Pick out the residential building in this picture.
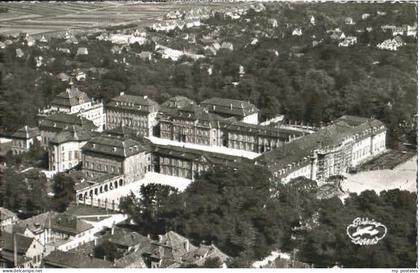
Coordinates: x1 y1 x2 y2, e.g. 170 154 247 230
106 92 159 137
338 36 357 47
0 207 18 228
38 112 96 148
10 126 40 155
292 28 302 36
181 244 229 267
256 116 387 183
101 226 151 254
5 212 58 246
377 38 405 51
200 97 259 124
43 250 112 268
81 128 150 182
40 86 105 131
45 213 95 252
150 231 196 268
48 126 93 172
0 232 44 268
64 203 128 235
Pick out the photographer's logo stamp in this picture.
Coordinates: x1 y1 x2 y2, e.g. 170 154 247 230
346 217 387 245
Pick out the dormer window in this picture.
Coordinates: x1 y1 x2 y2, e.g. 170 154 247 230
113 147 117 152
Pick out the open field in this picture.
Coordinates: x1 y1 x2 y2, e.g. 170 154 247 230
0 1 249 37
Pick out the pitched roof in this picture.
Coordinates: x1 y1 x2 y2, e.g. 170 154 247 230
107 93 159 113
0 207 17 221
65 203 120 217
15 211 58 235
11 126 40 140
256 116 385 172
151 143 253 165
201 97 258 118
82 134 145 158
51 87 90 107
222 120 305 139
165 104 224 128
156 231 197 263
49 126 93 144
182 244 229 267
161 96 196 110
0 232 35 254
107 227 150 248
114 249 147 268
39 112 96 132
50 213 93 236
44 250 113 268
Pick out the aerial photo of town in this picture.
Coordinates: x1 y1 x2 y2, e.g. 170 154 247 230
0 0 417 269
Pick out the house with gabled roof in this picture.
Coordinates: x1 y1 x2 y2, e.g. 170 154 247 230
43 250 112 268
0 207 18 227
10 126 40 155
149 231 196 268
0 232 44 268
181 243 229 268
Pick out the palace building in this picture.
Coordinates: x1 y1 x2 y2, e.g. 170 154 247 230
158 103 224 146
221 120 306 153
81 127 150 183
106 92 159 137
200 97 259 124
256 115 387 183
48 126 94 172
150 143 253 180
39 112 97 148
39 86 105 131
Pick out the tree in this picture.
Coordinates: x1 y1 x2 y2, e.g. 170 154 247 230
0 168 49 217
297 190 417 268
51 173 76 212
93 240 123 261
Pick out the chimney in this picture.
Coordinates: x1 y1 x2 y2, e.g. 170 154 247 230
230 103 233 110
13 226 17 267
111 225 115 235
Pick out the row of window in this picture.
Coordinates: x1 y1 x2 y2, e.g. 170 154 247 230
84 161 121 174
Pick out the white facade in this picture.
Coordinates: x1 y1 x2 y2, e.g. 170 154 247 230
242 112 259 125
351 131 386 167
11 138 35 155
49 140 87 172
